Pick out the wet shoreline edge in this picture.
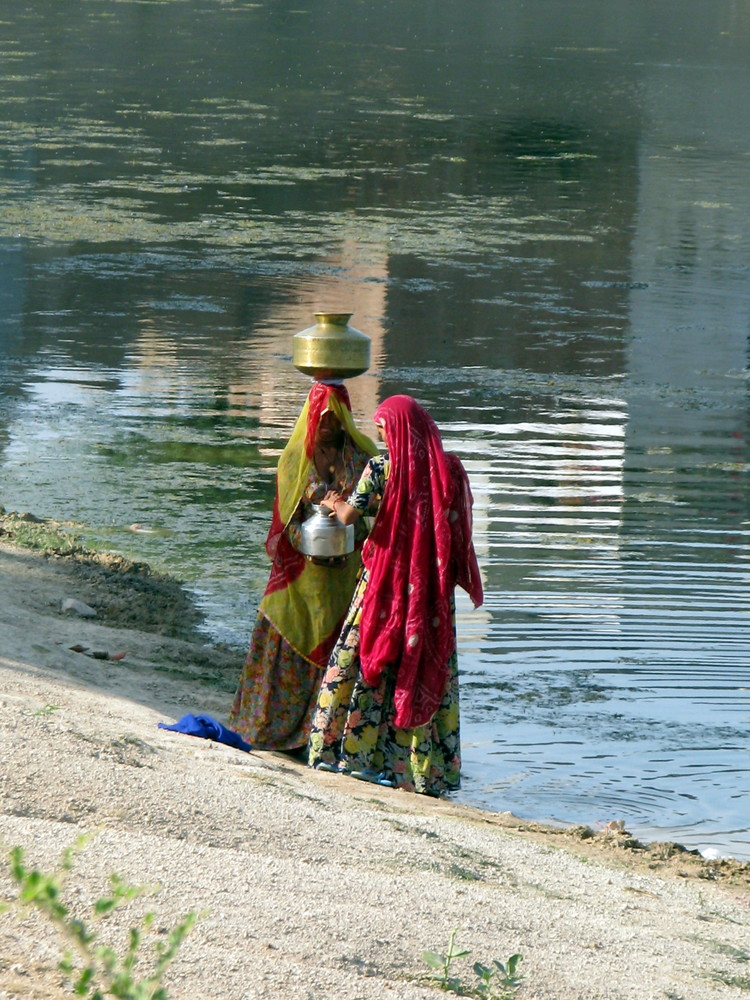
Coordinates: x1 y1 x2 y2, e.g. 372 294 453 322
1 506 748 885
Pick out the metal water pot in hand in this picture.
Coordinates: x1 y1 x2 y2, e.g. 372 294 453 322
299 505 354 559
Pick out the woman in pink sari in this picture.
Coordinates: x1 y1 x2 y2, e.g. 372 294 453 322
308 395 483 794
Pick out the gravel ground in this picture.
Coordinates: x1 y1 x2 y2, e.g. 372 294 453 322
1 522 749 1000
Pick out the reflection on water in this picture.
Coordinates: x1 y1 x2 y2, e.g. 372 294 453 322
457 381 748 857
1 0 749 859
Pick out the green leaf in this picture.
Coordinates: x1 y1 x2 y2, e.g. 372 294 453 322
422 951 445 969
155 911 196 971
9 846 26 880
109 970 138 998
95 945 118 974
94 897 118 916
19 869 45 899
60 834 90 876
73 966 95 995
68 917 95 947
496 953 523 983
507 953 523 974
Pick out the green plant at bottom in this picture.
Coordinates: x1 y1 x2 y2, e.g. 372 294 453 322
423 926 473 992
2 837 197 999
33 703 61 717
473 955 524 999
422 928 524 998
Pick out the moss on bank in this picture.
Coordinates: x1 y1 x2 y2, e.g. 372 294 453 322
0 507 205 642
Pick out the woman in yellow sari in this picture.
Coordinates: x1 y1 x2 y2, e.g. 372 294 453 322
228 381 377 754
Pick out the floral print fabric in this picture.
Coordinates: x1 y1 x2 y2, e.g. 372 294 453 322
346 452 389 513
308 455 462 795
229 613 322 750
308 571 461 794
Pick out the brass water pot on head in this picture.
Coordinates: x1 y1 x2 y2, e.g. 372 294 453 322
292 312 371 379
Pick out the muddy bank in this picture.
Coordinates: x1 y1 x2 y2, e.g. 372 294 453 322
0 508 210 641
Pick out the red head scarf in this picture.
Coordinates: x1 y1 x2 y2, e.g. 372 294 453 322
359 395 483 728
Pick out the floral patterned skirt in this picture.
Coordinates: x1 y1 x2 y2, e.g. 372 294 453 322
308 574 461 796
228 612 322 751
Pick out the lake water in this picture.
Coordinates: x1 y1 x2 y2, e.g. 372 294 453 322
1 0 748 860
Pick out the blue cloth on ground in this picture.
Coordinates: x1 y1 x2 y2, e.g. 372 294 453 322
158 713 252 752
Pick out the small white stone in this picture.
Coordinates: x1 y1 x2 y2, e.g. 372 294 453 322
61 597 97 617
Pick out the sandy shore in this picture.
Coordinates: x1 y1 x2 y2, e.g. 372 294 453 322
1 512 749 1000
